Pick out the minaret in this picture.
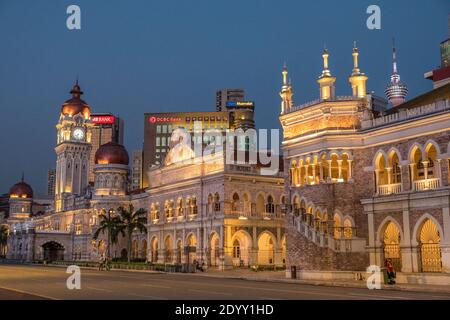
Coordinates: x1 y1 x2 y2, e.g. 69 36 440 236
317 48 336 100
348 42 368 98
384 39 408 106
280 63 294 114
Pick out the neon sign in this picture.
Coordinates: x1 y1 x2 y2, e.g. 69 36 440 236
92 115 115 124
149 116 182 123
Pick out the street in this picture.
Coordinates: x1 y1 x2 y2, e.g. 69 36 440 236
0 264 449 300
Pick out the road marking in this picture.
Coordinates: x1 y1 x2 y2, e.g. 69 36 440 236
85 286 114 292
0 285 59 300
126 293 167 300
189 289 233 296
140 283 172 289
347 293 409 300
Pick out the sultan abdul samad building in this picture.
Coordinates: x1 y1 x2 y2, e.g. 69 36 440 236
280 41 450 283
6 82 286 269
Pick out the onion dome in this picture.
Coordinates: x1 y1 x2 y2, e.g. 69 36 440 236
61 81 91 118
9 175 33 198
385 40 408 107
95 142 129 165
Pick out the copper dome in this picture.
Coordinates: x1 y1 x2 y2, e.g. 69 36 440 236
9 181 33 199
95 142 129 165
61 82 91 117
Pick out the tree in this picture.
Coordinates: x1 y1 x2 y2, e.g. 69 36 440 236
116 204 147 263
0 225 9 257
93 209 121 259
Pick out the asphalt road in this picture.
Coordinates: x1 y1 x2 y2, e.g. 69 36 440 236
0 264 449 300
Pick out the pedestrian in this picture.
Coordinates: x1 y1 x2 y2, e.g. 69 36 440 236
98 253 105 271
385 258 396 284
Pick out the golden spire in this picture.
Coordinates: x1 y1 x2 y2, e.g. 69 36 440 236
280 63 294 114
317 48 335 100
348 41 368 98
320 48 332 78
282 62 288 85
352 41 361 75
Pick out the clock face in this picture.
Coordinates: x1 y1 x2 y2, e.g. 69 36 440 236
73 128 85 140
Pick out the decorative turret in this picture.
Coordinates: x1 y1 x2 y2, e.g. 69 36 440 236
8 174 33 219
280 63 294 114
385 39 408 106
348 42 368 98
317 48 336 100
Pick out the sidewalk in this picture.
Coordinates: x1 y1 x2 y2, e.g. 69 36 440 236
176 268 450 294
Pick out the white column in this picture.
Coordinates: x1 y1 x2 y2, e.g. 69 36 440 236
347 160 353 182
327 160 332 182
401 208 413 272
337 160 343 181
319 162 324 183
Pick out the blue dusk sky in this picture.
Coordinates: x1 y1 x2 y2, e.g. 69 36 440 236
0 0 449 195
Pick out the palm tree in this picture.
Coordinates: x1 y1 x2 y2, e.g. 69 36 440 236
116 204 147 263
0 225 9 257
93 209 121 259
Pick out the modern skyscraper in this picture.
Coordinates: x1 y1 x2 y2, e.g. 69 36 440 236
88 113 124 183
47 168 56 197
216 88 245 111
425 15 450 88
131 149 143 191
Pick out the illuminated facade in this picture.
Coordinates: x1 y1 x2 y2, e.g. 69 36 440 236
281 45 450 281
145 147 285 269
6 83 283 270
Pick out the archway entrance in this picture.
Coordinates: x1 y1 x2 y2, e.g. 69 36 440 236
164 236 173 263
42 241 64 261
150 237 158 262
258 232 275 265
209 233 220 266
185 234 197 264
231 231 251 267
419 219 442 272
383 222 402 271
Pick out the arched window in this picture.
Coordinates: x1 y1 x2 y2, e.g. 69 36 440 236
389 152 402 184
265 195 275 213
425 143 438 179
214 193 220 211
232 193 240 212
177 198 183 217
333 214 341 239
343 218 353 239
192 197 198 215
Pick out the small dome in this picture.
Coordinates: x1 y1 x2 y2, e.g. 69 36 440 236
95 142 129 165
9 180 33 199
61 82 91 117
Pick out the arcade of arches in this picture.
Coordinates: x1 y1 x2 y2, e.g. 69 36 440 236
147 229 286 268
289 152 353 186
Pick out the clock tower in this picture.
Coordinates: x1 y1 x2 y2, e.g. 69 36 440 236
54 82 93 212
